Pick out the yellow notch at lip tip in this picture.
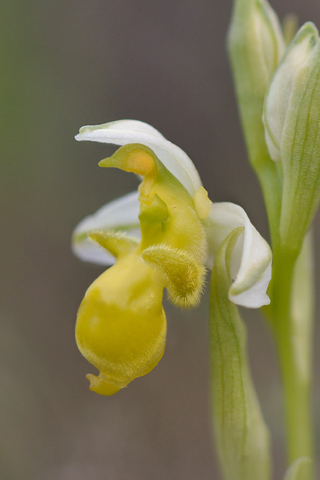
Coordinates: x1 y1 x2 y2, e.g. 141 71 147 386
86 373 123 396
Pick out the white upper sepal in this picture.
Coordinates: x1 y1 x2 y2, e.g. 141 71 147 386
253 0 285 79
205 202 272 308
72 191 140 265
75 119 202 196
263 22 319 162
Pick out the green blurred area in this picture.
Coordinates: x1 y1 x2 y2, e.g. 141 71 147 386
1 1 320 479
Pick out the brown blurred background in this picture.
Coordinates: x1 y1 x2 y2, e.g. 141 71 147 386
1 0 320 479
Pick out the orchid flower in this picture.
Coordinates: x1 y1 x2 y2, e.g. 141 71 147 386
72 120 272 396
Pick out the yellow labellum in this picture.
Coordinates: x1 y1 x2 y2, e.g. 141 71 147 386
76 253 166 395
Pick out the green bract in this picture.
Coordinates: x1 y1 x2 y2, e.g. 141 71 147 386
210 228 271 480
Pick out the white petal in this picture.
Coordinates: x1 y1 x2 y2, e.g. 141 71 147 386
229 263 271 308
205 202 272 308
75 119 202 195
72 191 141 265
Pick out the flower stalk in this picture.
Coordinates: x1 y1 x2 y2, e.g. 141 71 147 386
264 234 314 480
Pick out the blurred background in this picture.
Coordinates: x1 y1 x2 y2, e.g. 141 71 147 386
1 0 320 479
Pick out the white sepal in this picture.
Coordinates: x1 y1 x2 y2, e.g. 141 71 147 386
205 202 272 308
72 191 140 265
75 119 202 195
253 0 285 79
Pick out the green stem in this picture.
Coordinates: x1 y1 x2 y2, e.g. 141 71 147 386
254 158 281 248
265 236 315 479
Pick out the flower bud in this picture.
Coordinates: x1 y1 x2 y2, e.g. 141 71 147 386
228 0 285 169
263 23 320 250
229 0 284 84
253 0 285 80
